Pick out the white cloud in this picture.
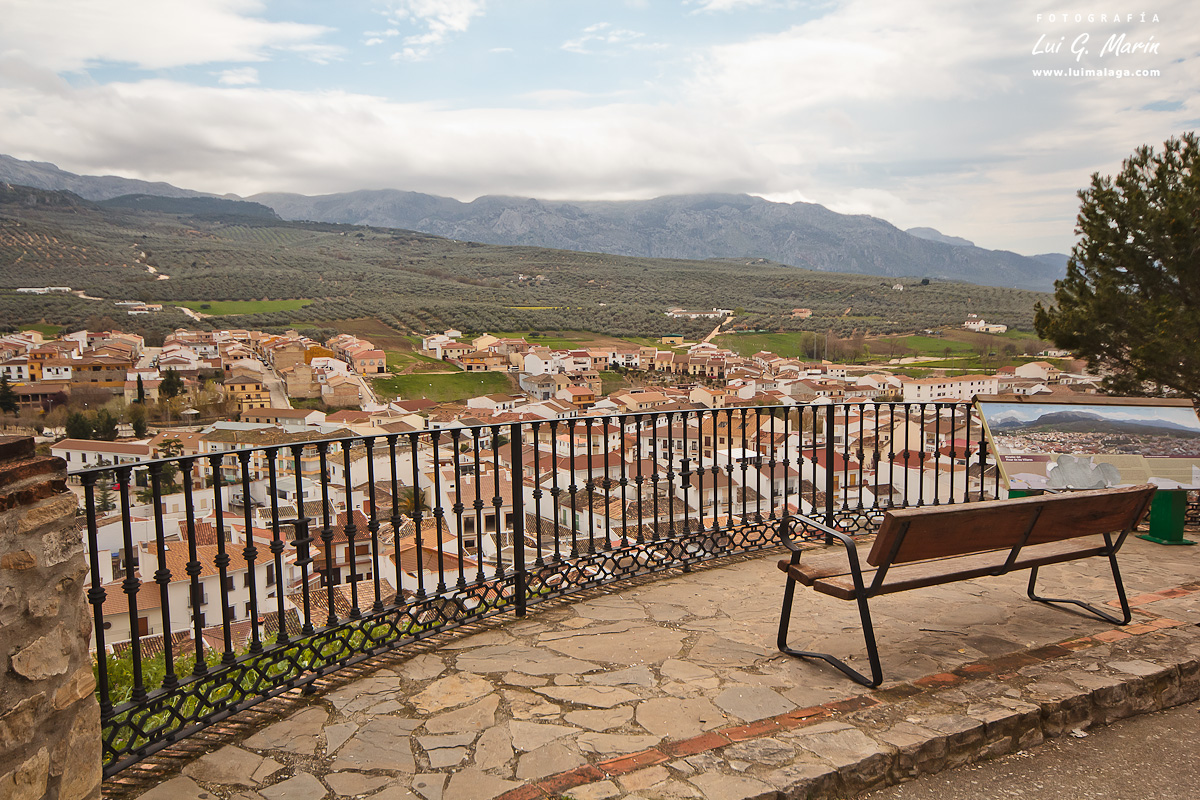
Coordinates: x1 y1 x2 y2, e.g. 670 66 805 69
563 22 648 55
1 0 1196 255
688 0 783 11
681 0 1200 251
0 78 768 200
382 0 487 60
0 0 334 71
216 67 259 86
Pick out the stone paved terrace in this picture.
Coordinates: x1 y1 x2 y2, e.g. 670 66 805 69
107 531 1200 800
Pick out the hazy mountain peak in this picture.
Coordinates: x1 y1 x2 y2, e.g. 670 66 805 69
905 226 975 247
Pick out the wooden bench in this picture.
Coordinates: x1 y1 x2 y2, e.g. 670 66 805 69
776 484 1157 687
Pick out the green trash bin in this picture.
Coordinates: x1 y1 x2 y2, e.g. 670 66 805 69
1138 489 1195 546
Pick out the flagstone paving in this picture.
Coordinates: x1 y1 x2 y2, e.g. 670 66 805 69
116 533 1200 800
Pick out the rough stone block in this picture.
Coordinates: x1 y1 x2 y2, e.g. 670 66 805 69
0 747 49 800
58 705 103 800
0 693 46 752
10 624 70 681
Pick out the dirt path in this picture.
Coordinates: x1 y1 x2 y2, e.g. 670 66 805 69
702 316 731 343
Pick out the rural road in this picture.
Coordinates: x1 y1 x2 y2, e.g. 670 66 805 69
866 699 1200 800
702 316 731 343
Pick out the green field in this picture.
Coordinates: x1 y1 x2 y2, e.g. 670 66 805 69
385 349 447 373
175 299 313 315
487 331 640 350
716 332 822 359
23 322 63 337
373 371 512 402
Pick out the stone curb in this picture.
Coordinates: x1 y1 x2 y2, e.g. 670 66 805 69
501 596 1200 800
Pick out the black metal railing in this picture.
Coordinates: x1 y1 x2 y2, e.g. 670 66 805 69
75 401 997 776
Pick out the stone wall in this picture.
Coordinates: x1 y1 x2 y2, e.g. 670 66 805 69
0 436 101 800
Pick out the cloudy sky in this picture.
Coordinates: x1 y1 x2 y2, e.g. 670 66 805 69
0 0 1196 255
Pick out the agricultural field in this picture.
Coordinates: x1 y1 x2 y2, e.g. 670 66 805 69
372 371 513 403
718 327 1054 366
488 331 645 350
715 331 826 359
0 184 1050 343
22 322 63 337
175 299 313 315
318 317 417 351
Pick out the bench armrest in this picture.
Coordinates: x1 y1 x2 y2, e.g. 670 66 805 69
778 514 866 583
777 513 873 594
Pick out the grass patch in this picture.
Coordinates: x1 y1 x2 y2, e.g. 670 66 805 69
715 332 822 359
600 370 634 396
175 299 313 315
385 349 448 374
22 322 63 337
374 371 512 402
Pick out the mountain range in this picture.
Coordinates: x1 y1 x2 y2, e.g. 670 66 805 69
991 410 1200 437
0 153 1067 291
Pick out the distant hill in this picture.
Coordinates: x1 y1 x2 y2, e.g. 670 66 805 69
1031 253 1070 275
0 154 213 201
905 227 974 247
253 190 1065 290
0 153 1066 290
98 194 279 220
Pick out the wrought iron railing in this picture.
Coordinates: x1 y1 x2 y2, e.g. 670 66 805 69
75 401 997 776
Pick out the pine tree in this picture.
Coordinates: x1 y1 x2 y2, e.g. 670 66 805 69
1036 132 1200 399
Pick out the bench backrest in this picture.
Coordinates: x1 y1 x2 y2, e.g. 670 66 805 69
865 484 1156 567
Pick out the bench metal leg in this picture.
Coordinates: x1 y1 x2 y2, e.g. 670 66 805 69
777 575 884 688
1026 551 1132 626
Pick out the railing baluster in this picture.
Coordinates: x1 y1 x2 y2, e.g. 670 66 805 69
148 463 177 688
680 410 691 541
585 417 596 554
266 448 289 642
490 424 504 578
388 435 405 604
531 421 545 567
364 438 384 613
665 411 676 546
602 416 613 550
824 407 835 531
932 404 942 506
340 443 360 618
635 415 646 544
238 450 262 652
510 423 526 617
619 415 630 548
181 464 208 670
315 443 336 627
451 429 466 590
550 419 563 561
569 420 579 558
471 430 485 583
207 454 235 663
289 444 314 635
82 473 110 715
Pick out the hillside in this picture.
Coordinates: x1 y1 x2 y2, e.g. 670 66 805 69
1 154 1065 291
0 154 213 202
0 184 1050 342
252 190 1065 291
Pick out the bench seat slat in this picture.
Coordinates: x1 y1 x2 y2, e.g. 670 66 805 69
780 539 1107 601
